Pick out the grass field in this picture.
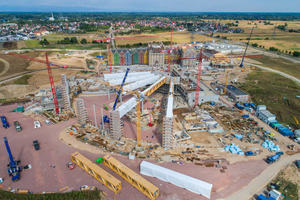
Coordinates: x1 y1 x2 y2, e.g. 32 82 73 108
240 69 300 128
114 31 214 46
251 55 300 80
212 20 300 52
13 74 32 85
0 189 105 200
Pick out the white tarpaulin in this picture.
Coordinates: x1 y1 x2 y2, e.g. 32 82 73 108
140 161 212 199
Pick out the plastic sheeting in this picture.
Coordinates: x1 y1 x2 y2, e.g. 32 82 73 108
262 140 280 152
224 143 244 155
140 161 212 199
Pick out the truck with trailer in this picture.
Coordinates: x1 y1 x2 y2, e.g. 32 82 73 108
266 152 283 164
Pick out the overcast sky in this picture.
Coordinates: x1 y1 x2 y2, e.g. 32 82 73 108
1 0 300 12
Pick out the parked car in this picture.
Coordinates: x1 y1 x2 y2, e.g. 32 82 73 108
34 121 41 128
33 140 40 150
1 116 9 128
13 121 22 132
66 162 75 170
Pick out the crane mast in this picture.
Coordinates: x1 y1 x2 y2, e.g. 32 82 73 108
46 53 59 114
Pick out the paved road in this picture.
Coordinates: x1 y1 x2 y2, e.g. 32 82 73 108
223 153 300 200
246 62 300 85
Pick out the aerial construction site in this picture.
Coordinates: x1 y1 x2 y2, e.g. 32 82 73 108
0 25 300 200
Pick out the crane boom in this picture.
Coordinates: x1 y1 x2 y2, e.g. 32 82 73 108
240 26 254 68
112 68 130 110
4 137 21 181
46 53 59 114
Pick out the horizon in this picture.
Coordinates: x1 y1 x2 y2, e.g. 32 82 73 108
1 0 300 12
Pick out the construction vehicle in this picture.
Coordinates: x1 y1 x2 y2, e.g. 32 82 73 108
13 121 22 132
1 116 9 128
293 116 299 125
103 115 110 123
33 140 40 151
147 110 154 127
266 152 283 164
235 103 244 110
4 137 21 181
112 68 130 111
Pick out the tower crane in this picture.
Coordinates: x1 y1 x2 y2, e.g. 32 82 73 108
4 137 21 181
46 53 59 114
8 53 63 114
194 49 203 107
240 26 254 68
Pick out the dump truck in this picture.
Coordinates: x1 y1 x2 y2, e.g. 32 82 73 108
266 152 283 164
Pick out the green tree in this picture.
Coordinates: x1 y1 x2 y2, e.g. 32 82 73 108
70 37 78 44
39 38 49 46
80 38 87 44
293 51 300 57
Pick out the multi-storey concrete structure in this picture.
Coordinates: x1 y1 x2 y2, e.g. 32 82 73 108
61 74 71 111
76 98 88 125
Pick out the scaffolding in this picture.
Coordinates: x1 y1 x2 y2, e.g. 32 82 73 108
76 98 88 125
103 155 159 200
71 152 122 194
61 74 71 111
109 110 123 140
162 79 174 149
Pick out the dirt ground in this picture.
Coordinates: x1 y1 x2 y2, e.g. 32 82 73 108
0 52 40 79
0 84 38 99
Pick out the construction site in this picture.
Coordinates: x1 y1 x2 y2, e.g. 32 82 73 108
0 27 300 200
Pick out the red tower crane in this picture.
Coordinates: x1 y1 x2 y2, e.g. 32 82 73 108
194 49 203 107
45 53 59 114
168 22 174 72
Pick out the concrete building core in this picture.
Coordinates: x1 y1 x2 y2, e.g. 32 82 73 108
76 98 88 125
61 74 71 111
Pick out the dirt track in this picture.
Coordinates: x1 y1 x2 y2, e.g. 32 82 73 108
0 57 9 76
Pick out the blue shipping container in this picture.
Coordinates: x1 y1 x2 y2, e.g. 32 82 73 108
257 194 275 200
278 127 293 136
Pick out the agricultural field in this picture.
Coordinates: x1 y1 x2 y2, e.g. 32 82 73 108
114 31 214 46
239 69 300 128
251 55 300 80
213 19 300 53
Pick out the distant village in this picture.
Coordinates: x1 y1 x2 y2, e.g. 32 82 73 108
0 13 243 42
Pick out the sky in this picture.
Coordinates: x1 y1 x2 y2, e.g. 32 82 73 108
0 0 300 12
